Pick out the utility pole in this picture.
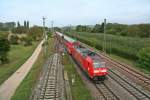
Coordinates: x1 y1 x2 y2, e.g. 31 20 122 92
70 24 71 32
51 21 54 34
103 18 106 53
42 16 47 54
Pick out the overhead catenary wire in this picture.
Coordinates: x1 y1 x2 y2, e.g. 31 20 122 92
42 16 47 54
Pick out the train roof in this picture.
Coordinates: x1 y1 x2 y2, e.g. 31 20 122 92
56 31 76 43
56 31 63 36
64 36 76 43
86 51 100 61
56 31 104 64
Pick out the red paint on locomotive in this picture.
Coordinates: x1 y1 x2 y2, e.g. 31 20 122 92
55 32 108 81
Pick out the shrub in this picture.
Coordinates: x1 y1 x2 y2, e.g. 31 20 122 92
65 32 150 61
9 34 19 44
20 37 32 46
137 47 150 70
0 35 10 64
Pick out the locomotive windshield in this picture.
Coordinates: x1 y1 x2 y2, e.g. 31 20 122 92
93 62 105 68
88 51 96 57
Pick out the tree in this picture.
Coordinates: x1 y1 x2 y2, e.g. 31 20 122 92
17 21 20 27
12 26 26 34
0 22 16 31
105 23 150 37
0 34 10 64
54 27 61 32
138 24 150 37
100 22 104 33
76 25 88 32
27 21 29 29
28 26 43 41
24 21 27 28
9 34 19 44
20 36 32 46
137 47 150 69
91 24 101 33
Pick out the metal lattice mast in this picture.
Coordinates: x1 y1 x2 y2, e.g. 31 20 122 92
103 18 106 53
42 16 47 54
51 20 54 33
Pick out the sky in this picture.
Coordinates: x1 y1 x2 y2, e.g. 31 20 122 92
0 0 150 27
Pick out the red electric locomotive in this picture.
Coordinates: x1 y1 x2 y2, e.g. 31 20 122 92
55 32 108 81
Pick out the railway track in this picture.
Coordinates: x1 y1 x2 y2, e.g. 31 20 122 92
65 43 150 100
108 69 150 100
95 82 120 100
31 53 65 100
71 42 150 100
101 53 150 86
81 42 150 88
54 33 150 100
68 54 121 100
70 53 150 100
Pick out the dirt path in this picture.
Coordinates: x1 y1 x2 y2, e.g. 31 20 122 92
0 40 44 100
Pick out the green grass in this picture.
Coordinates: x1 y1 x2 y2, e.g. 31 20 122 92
63 54 92 100
11 38 54 100
0 42 38 85
65 32 150 74
108 54 150 74
66 32 150 60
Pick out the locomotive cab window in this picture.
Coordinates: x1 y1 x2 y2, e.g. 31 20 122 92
93 62 105 68
88 52 96 57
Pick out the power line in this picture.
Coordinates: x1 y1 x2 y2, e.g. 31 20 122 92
51 20 54 33
42 16 46 39
103 18 106 53
42 16 47 54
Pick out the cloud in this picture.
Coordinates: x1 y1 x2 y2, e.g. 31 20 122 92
0 0 150 26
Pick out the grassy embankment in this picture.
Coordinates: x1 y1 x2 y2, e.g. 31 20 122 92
65 32 150 74
11 38 54 100
63 54 92 100
0 42 38 85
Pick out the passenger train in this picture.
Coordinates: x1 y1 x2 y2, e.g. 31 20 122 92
55 31 108 81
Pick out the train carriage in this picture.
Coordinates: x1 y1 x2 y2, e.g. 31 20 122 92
55 31 108 81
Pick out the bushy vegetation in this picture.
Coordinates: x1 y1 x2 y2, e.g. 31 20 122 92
28 26 43 41
0 21 46 84
9 34 19 44
11 38 53 100
63 23 150 72
74 23 150 38
0 42 38 85
20 36 32 46
137 47 150 71
0 33 10 64
12 21 29 34
65 32 150 72
76 25 91 32
0 22 44 64
106 23 150 37
63 54 92 100
0 22 15 31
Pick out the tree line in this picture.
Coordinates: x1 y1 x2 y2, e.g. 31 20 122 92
0 21 46 64
75 23 150 38
0 22 16 31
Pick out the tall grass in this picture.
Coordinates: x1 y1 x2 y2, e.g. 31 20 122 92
0 42 38 85
11 38 54 100
66 32 150 61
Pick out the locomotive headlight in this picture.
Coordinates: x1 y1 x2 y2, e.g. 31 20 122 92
100 69 107 72
94 70 99 73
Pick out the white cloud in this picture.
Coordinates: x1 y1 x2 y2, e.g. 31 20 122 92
0 0 150 26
